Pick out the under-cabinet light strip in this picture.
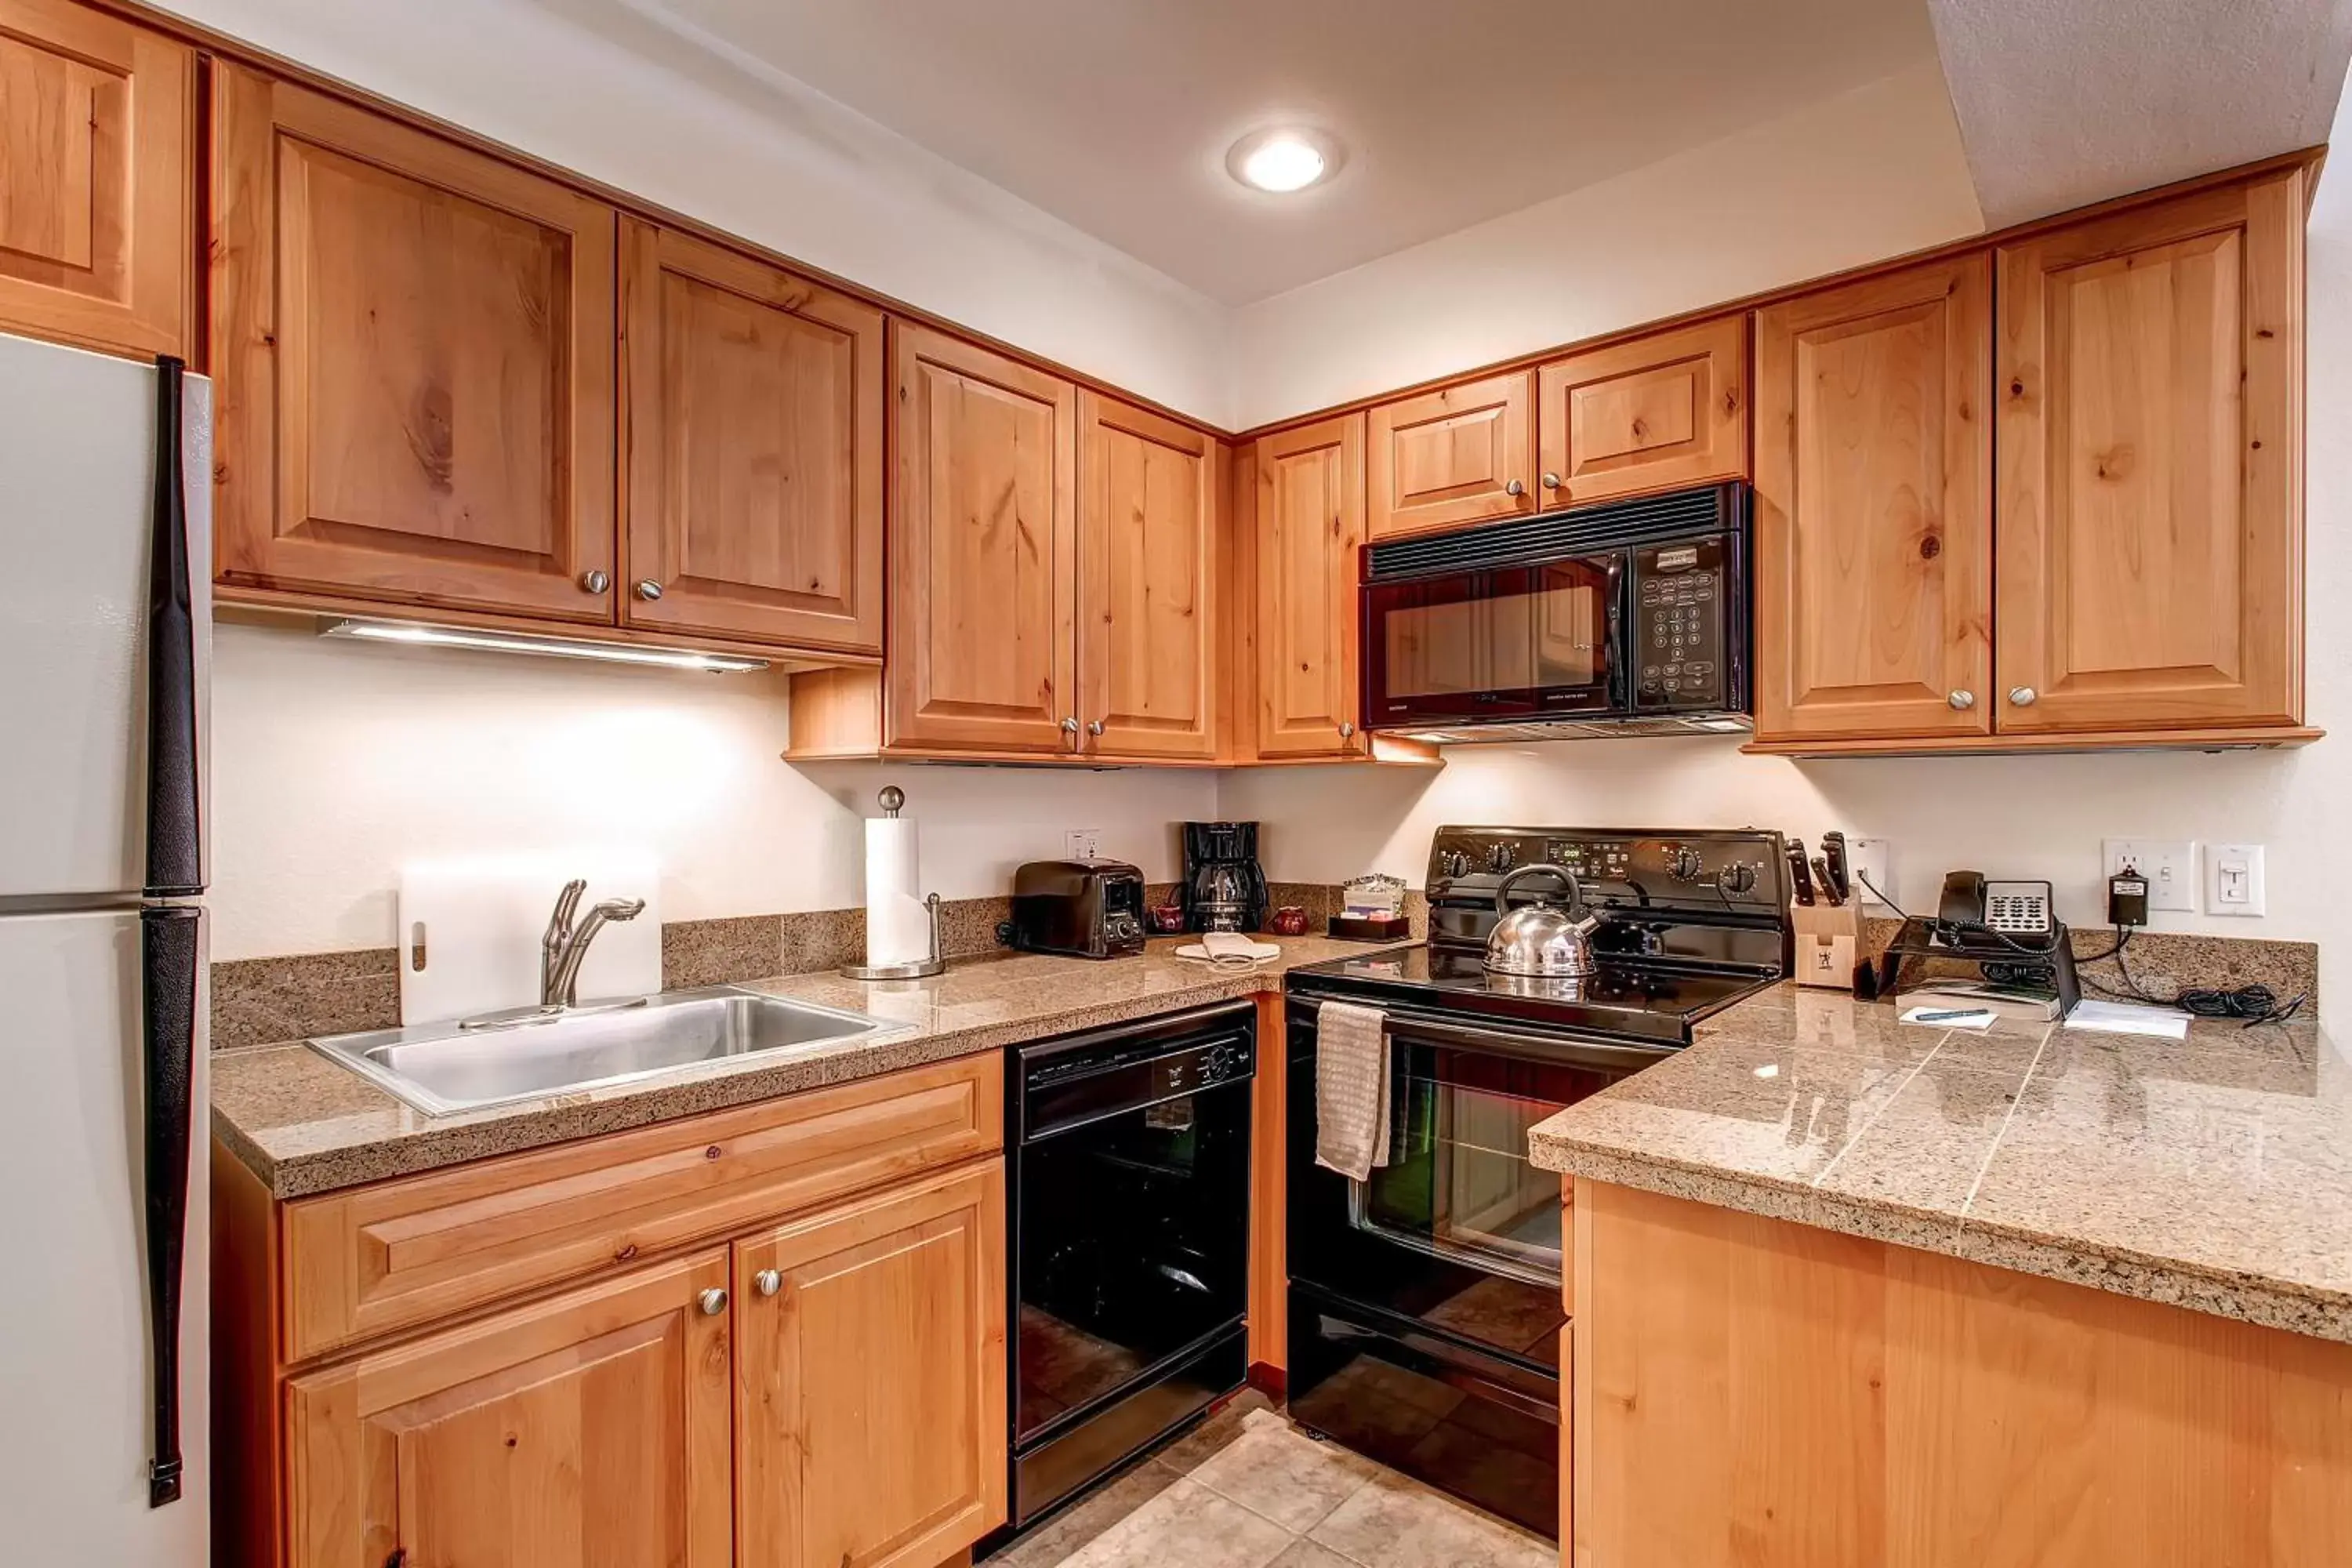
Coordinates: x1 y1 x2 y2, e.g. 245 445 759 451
320 618 771 673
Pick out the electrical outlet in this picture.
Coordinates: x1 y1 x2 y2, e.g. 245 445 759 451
2208 843 2267 916
1847 837 1893 908
1064 827 1101 862
2103 839 2196 914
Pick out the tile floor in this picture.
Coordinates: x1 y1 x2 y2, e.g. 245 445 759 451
983 1393 1555 1568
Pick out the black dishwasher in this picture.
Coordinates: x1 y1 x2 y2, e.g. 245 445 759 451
1004 1000 1255 1530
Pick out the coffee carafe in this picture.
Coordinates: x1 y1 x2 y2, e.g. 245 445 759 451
1181 821 1270 932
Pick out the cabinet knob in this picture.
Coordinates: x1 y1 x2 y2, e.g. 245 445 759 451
2008 686 2038 707
1504 479 1526 498
1948 690 1976 711
579 569 610 594
753 1269 782 1298
636 580 664 602
1339 720 1356 739
1542 472 1563 490
1087 719 1105 737
698 1287 728 1316
1061 716 1080 734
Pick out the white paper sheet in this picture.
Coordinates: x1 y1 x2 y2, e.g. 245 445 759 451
2063 1000 2191 1040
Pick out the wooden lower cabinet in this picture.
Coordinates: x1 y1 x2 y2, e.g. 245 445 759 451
735 1161 1008 1568
285 1249 735 1568
1571 1181 2352 1568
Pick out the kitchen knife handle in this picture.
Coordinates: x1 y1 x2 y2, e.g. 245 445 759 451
1785 841 1816 905
1812 855 1843 906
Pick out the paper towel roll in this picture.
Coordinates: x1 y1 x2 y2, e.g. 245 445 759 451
865 817 931 966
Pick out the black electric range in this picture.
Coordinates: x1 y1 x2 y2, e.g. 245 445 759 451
1280 825 1790 1540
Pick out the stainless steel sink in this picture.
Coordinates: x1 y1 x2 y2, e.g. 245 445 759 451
307 987 913 1116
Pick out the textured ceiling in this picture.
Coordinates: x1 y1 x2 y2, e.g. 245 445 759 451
1927 0 2352 227
619 0 1941 303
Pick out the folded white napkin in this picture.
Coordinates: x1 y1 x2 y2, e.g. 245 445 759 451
1314 1000 1391 1181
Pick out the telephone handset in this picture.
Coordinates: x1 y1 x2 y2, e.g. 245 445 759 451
1936 871 2056 946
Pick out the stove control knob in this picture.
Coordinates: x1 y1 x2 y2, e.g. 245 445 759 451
1486 843 1518 873
1722 862 1758 895
1671 848 1705 881
1438 849 1472 880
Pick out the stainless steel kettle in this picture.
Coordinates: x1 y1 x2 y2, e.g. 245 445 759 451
1484 864 1601 978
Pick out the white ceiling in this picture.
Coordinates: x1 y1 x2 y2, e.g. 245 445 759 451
1928 0 2352 228
623 0 1942 304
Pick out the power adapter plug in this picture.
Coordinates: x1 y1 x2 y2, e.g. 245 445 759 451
2107 868 2150 928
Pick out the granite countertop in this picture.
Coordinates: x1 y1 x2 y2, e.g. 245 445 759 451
1529 983 2352 1341
215 935 1392 1200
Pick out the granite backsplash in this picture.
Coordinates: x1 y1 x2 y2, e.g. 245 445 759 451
209 880 1421 1050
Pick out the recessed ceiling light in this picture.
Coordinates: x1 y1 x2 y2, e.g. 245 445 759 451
1226 128 1343 194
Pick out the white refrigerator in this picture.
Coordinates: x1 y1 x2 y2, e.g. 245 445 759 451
0 331 211 1563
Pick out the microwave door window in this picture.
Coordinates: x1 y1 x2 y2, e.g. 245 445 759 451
1383 576 1497 701
1531 561 1613 702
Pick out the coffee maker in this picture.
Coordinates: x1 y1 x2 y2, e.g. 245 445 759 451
1181 821 1270 932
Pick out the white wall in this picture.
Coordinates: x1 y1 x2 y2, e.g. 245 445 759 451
157 0 1233 426
1220 71 2352 1004
1228 63 1985 428
208 622 1216 960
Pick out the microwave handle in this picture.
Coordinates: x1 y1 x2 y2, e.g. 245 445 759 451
1606 554 1632 711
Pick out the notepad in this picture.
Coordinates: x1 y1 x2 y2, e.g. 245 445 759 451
2063 1000 2190 1040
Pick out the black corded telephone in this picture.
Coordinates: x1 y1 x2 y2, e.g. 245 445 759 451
1935 871 2057 946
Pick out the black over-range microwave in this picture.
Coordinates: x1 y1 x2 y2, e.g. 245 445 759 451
1360 481 1752 742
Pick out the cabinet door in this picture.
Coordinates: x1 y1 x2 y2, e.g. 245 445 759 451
1077 390 1219 760
1366 370 1534 541
1537 316 1748 506
0 0 191 359
1753 256 1994 742
620 220 884 652
211 65 618 622
285 1250 732 1568
1251 414 1367 758
1996 171 2304 733
886 322 1076 755
736 1161 1007 1568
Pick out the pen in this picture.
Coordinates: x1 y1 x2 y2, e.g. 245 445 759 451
1913 1007 1994 1022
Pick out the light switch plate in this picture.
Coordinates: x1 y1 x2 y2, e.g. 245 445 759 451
2207 842 2267 916
1847 837 1893 908
2103 839 2197 914
1065 827 1102 861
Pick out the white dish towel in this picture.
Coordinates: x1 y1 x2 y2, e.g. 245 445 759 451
1314 1000 1392 1181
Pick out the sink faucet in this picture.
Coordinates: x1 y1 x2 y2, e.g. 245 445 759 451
541 879 648 1008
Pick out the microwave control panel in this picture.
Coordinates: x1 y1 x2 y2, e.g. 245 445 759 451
1633 537 1728 708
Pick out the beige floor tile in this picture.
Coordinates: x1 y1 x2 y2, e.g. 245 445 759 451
1154 1388 1274 1472
982 1457 1183 1568
1184 1410 1381 1533
1268 1543 1362 1568
1061 1476 1296 1568
1308 1472 1555 1568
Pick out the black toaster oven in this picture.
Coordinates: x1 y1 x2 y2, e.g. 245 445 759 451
1008 859 1148 960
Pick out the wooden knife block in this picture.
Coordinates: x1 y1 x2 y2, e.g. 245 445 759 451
1791 898 1862 989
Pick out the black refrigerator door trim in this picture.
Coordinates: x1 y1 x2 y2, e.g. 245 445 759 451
144 354 202 899
140 903 199 1508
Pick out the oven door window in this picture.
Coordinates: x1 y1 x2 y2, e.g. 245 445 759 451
1017 1087 1250 1442
1366 561 1621 725
1345 1043 1610 1289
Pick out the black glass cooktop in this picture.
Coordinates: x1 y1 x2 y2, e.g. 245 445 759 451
1284 943 1773 1044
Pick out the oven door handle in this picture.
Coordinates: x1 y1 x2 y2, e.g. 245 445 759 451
1367 1012 1676 1073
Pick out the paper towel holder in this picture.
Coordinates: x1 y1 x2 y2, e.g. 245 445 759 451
842 891 944 981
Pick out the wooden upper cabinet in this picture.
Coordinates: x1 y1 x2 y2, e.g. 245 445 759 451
621 220 884 653
1366 369 1534 541
1995 171 2305 734
1077 390 1220 760
1537 315 1748 507
285 1249 733 1568
210 64 618 622
1753 255 1994 742
1250 414 1367 759
0 0 192 359
735 1161 1007 1568
886 322 1076 756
